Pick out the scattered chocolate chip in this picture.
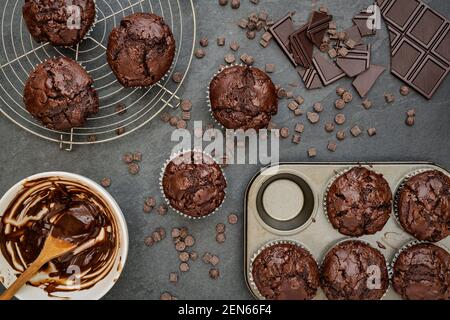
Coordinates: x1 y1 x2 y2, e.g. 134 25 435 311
327 141 337 152
292 134 301 144
182 112 191 121
101 178 111 188
334 113 346 125
175 241 186 252
202 252 212 264
176 119 187 129
143 204 153 213
179 262 190 272
325 122 335 133
367 127 377 136
145 197 156 207
384 93 395 103
157 227 166 239
172 72 183 83
400 86 410 96
217 36 225 46
200 37 209 47
169 272 178 283
336 87 346 96
313 102 324 113
294 108 304 116
179 227 188 239
116 127 125 135
133 151 142 162
144 235 154 247
169 116 179 126
261 32 272 42
228 213 238 224
210 255 220 266
209 268 220 280
342 91 353 103
362 99 373 109
334 99 346 110
179 252 190 262
190 251 198 261
184 235 195 247
216 223 226 233
338 47 349 57
218 0 228 6
238 18 248 29
180 99 192 112
157 204 168 216
230 0 240 9
194 48 206 58
336 130 346 141
308 148 317 158
216 232 226 244
406 109 416 117
230 40 240 51
265 63 275 73
328 48 338 59
240 53 254 65
277 88 287 98
246 30 256 39
279 127 289 138
307 112 320 124
260 39 269 48
350 125 362 137
160 292 173 300
224 53 236 64
161 112 171 122
294 123 305 133
406 116 415 126
128 163 140 175
295 96 305 105
115 104 126 115
171 228 180 238
287 101 298 111
152 231 162 242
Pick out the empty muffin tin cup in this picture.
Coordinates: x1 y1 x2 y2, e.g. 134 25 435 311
255 173 315 232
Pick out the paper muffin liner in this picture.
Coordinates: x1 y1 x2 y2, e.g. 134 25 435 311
320 237 390 300
248 239 319 300
61 0 98 48
393 168 450 240
159 149 227 220
323 165 393 237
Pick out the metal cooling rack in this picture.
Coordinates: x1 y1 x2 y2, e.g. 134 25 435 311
0 0 196 150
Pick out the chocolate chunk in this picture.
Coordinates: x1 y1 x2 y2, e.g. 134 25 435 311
352 65 386 98
171 228 181 238
335 99 346 110
157 204 168 216
230 0 240 9
116 127 125 136
209 268 220 280
179 252 190 262
172 72 183 83
291 134 301 144
265 63 276 73
261 32 272 42
101 178 111 188
328 48 338 59
161 112 171 122
160 292 175 300
115 104 126 115
240 53 254 65
400 85 410 96
353 11 377 37
145 197 156 207
228 213 238 224
218 0 228 6
298 67 323 89
319 42 330 52
294 123 305 133
179 262 190 272
367 127 377 136
325 122 335 132
334 113 346 125
342 91 353 103
384 93 395 103
336 130 346 141
190 251 198 261
406 116 415 126
307 11 333 48
336 44 371 77
180 227 188 239
144 235 154 247
87 135 97 142
294 108 304 116
406 109 416 117
230 40 240 51
128 163 140 175
287 101 298 111
289 23 314 68
362 99 373 109
269 14 297 66
216 223 226 233
210 255 220 266
246 30 256 39
194 48 206 58
224 53 236 64
312 53 345 86
337 47 349 57
176 118 187 128
327 141 337 152
295 96 305 105
280 127 290 138
152 231 162 242
133 151 142 162
184 235 195 247
216 233 226 244
380 0 450 99
313 102 324 113
217 36 225 46
175 241 186 252
307 112 320 124
350 125 362 137
143 204 153 213
343 25 362 45
336 87 346 96
169 272 178 283
180 99 192 111
308 148 317 158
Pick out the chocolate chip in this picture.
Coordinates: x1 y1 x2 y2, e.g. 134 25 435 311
259 10 267 21
216 223 226 233
216 233 226 244
406 109 416 117
210 255 220 266
342 91 353 103
87 135 96 142
325 122 335 133
190 251 198 261
143 204 153 213
228 213 238 224
294 123 305 133
179 262 190 272
327 141 337 152
171 228 180 238
261 32 272 42
338 31 347 41
265 63 275 73
157 227 166 239
336 130 346 141
362 99 373 109
152 231 162 242
179 252 190 262
160 292 173 300
209 268 220 280
217 36 225 46
292 134 301 144
279 127 289 138
334 113 346 125
145 196 156 207
101 178 111 188
161 112 171 122
194 48 206 58
175 241 186 252
336 87 346 96
295 96 305 105
218 0 228 6
307 112 320 124
238 18 248 29
169 272 178 283
240 53 254 66
184 235 195 247
294 108 304 116
287 101 298 111
350 125 362 137
180 99 192 111
308 148 317 158
259 39 269 48
116 127 125 135
172 72 183 83
179 227 188 239
128 163 140 175
115 104 126 115
200 37 209 47
157 204 168 216
230 40 240 51
169 116 179 126
406 116 415 126
345 39 356 49
246 30 256 39
338 47 349 57
202 252 212 264
182 112 191 121
313 102 324 113
230 0 240 9
176 119 187 129
144 235 154 247
224 53 236 64
384 93 395 103
133 151 142 162
400 86 410 96
335 99 346 110
328 48 338 59
367 127 377 136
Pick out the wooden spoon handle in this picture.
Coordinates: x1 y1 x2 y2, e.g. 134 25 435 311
0 257 47 300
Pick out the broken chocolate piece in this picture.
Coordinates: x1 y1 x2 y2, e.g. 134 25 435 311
352 64 386 97
298 67 323 89
269 14 297 66
336 44 371 77
353 11 377 37
312 53 346 86
307 11 333 48
289 23 314 68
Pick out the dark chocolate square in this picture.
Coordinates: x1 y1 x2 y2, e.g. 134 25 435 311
391 39 424 78
432 26 450 64
408 8 445 48
385 0 421 30
411 57 449 98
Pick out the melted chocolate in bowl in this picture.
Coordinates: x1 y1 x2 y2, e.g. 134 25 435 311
0 177 120 296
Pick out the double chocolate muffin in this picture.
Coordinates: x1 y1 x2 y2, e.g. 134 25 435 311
397 170 450 242
24 57 99 130
320 240 389 300
162 151 227 218
392 243 450 300
251 242 320 300
23 0 96 47
107 13 176 87
209 65 278 131
326 167 393 236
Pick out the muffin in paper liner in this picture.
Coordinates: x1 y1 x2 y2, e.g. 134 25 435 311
393 168 450 242
159 149 227 220
206 63 278 133
322 165 393 237
319 237 390 300
389 240 450 300
248 239 320 300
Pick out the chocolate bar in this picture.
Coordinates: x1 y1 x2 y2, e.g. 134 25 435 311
336 44 371 77
377 0 450 99
269 14 297 66
307 11 333 48
289 23 314 68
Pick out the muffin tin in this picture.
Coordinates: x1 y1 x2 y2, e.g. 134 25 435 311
244 162 450 300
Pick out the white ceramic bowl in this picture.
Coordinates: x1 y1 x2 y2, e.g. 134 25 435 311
0 172 129 300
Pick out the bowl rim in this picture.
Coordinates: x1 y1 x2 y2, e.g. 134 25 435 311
0 171 129 300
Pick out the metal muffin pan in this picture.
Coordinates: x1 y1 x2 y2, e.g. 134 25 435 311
243 162 450 300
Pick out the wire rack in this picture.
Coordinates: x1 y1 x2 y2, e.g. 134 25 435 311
0 0 196 150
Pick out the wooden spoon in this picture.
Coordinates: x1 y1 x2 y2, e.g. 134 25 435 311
0 234 77 300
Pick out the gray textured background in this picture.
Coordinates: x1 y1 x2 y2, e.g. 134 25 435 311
0 0 449 300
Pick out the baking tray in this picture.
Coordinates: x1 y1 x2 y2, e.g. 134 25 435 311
243 162 450 300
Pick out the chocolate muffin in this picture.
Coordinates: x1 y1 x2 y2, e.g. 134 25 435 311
326 167 392 236
107 13 176 87
24 57 99 130
397 170 450 242
321 240 389 300
392 243 450 300
209 65 278 131
251 242 320 300
162 151 226 218
23 0 96 47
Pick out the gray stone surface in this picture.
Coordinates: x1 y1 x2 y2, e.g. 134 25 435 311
0 0 449 300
